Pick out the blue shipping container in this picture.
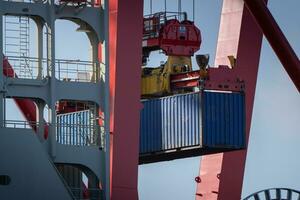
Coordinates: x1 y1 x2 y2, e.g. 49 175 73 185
139 91 245 157
56 110 96 146
202 91 245 148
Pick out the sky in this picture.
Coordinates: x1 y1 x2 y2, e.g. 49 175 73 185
3 0 300 199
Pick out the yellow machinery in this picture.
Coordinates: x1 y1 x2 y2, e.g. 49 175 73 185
141 54 210 98
141 12 205 98
141 56 193 97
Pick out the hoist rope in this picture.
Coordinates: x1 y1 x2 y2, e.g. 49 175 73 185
178 0 182 20
193 0 195 21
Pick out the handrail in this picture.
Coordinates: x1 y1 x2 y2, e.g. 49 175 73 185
4 56 101 82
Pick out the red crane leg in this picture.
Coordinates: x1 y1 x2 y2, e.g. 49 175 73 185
244 0 300 92
109 0 143 199
3 56 49 138
196 1 264 199
3 57 37 124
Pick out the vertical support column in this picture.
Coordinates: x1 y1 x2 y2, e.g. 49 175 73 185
95 39 108 200
103 1 110 199
49 18 57 158
196 2 244 199
218 6 264 199
36 100 45 141
36 21 44 80
90 35 99 82
109 0 143 199
214 0 244 67
46 23 51 77
196 1 264 199
0 11 4 127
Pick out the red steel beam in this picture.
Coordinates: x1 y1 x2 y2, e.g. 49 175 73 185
3 57 36 127
3 56 49 138
244 0 300 92
109 0 143 199
196 0 264 199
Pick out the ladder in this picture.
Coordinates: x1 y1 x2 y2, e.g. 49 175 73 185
4 15 32 78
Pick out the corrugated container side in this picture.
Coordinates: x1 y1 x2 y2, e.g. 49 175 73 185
56 110 92 146
140 91 245 156
140 99 162 153
202 91 245 148
140 92 201 154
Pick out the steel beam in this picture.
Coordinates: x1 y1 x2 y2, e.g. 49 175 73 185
196 0 264 199
0 11 4 127
109 0 143 199
244 0 300 92
36 21 43 80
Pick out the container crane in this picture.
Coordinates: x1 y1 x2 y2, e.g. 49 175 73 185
0 0 299 200
142 12 200 63
141 12 206 97
108 0 300 199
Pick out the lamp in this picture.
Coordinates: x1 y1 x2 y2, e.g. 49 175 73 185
196 54 209 69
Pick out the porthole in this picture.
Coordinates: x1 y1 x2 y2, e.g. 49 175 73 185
0 175 11 185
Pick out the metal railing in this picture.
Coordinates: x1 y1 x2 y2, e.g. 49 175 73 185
56 59 98 82
3 0 50 3
55 0 98 7
3 120 102 147
143 11 187 39
4 56 99 82
3 0 100 5
3 116 104 149
4 120 38 129
5 56 48 79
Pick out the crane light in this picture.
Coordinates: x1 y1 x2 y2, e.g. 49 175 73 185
196 54 209 69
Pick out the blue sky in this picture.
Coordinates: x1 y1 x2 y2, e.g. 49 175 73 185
4 0 300 199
